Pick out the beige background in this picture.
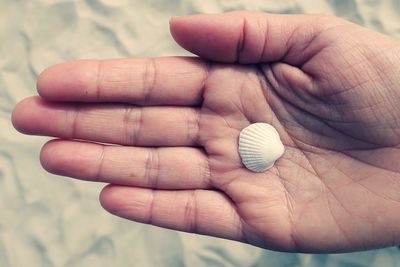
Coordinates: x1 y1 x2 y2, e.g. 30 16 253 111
1 0 400 266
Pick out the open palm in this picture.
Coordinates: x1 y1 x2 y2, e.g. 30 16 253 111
12 12 400 253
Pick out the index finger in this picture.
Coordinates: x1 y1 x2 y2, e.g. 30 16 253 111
37 57 209 106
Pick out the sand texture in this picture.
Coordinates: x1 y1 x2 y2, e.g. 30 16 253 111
2 0 400 266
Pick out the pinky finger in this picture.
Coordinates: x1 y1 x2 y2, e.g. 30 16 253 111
99 185 244 241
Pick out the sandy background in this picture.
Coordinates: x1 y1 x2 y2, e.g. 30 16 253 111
1 0 400 266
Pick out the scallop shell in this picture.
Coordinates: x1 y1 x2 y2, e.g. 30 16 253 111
238 123 284 172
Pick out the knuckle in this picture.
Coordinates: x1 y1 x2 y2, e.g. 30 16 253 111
144 148 160 188
183 190 199 233
123 105 141 145
185 108 200 145
95 60 104 100
142 58 157 105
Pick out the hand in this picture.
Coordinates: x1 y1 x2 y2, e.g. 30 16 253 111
12 11 400 253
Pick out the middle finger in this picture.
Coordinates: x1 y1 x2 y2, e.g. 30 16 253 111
14 96 201 147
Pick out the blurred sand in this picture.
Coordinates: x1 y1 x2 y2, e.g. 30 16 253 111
1 0 400 266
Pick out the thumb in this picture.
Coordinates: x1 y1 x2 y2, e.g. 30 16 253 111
169 11 345 64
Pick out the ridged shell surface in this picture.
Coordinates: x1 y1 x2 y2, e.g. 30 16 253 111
238 123 284 172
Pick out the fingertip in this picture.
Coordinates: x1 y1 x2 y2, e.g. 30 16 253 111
168 15 181 26
36 60 98 101
12 96 42 134
36 62 70 99
168 15 193 50
11 97 29 133
99 184 125 214
170 12 251 62
99 184 113 206
168 16 181 43
40 140 105 180
99 186 152 222
39 139 63 174
36 65 52 98
12 96 65 136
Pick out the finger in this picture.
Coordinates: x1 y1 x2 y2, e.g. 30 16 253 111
41 140 211 189
170 11 346 64
37 57 208 105
12 96 200 146
100 185 244 241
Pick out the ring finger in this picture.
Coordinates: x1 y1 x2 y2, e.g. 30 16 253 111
41 139 211 189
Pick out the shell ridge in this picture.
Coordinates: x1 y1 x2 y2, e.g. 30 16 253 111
238 123 285 173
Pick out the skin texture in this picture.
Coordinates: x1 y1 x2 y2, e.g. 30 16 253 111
12 11 400 253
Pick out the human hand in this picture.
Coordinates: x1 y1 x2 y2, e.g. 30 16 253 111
12 12 400 253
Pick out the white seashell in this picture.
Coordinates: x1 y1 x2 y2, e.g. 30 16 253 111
238 123 285 172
